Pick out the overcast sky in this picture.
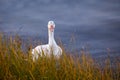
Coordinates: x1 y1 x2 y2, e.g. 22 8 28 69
0 0 120 54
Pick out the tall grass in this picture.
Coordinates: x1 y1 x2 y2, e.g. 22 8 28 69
0 34 119 80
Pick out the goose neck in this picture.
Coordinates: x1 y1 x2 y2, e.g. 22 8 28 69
48 30 57 46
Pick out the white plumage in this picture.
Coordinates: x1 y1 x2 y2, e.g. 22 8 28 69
32 21 62 61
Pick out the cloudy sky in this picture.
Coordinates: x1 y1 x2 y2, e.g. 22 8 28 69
0 0 120 54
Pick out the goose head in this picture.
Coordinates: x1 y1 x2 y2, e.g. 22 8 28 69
48 21 55 32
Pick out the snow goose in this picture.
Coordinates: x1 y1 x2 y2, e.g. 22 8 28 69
32 21 62 61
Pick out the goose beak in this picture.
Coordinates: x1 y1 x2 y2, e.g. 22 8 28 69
50 25 54 32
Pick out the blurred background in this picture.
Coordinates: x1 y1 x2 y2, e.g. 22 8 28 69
0 0 120 57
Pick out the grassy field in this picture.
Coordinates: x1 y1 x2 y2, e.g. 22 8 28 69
0 34 120 80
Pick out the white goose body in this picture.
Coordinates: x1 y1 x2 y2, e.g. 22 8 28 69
32 21 62 61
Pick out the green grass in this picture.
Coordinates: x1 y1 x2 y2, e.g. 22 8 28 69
0 34 120 80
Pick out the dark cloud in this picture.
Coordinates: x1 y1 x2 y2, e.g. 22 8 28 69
0 0 120 54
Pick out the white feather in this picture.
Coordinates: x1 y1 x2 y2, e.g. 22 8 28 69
32 21 62 61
